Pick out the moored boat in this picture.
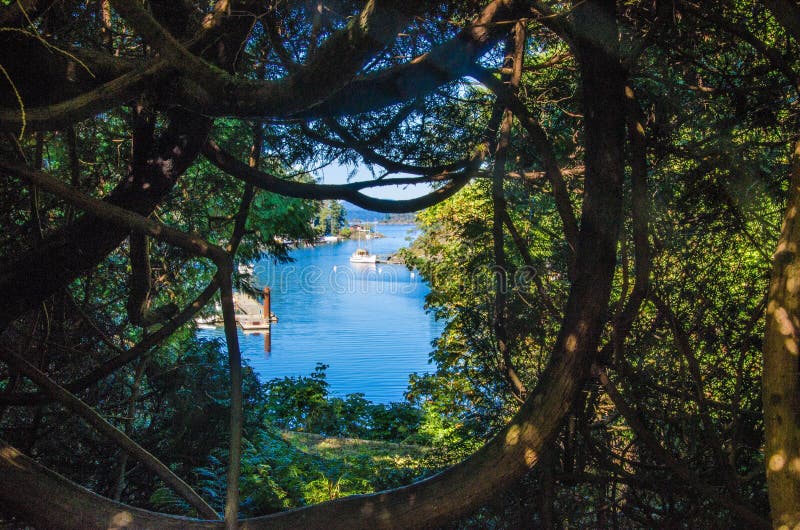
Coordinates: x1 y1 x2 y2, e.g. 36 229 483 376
349 248 377 263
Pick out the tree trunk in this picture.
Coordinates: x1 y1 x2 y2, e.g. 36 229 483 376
763 138 800 529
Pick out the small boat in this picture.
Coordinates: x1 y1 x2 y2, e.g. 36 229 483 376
194 314 218 329
349 247 377 263
349 226 377 263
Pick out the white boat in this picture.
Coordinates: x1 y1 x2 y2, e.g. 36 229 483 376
349 227 377 263
194 314 218 329
349 247 377 263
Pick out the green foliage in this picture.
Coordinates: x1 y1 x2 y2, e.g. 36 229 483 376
403 179 567 443
152 364 441 517
246 190 317 261
263 363 423 443
313 200 347 237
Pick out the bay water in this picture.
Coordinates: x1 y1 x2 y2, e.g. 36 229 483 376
198 224 441 403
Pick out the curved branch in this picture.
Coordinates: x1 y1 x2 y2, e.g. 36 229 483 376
491 21 527 401
202 140 478 213
0 0 528 128
472 67 580 253
0 141 262 406
295 0 530 118
0 162 229 266
0 439 214 529
0 5 628 526
607 85 651 365
321 118 472 176
0 60 174 132
106 0 528 120
0 109 210 329
0 278 221 407
262 11 300 73
126 233 178 327
219 271 242 527
0 348 220 520
127 233 154 326
110 0 422 119
301 120 470 176
0 160 248 523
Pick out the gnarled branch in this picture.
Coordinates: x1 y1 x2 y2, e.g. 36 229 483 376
0 348 220 520
202 139 480 213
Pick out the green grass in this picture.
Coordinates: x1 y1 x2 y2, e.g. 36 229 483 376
281 431 430 468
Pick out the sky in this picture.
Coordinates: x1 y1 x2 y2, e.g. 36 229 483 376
315 163 436 201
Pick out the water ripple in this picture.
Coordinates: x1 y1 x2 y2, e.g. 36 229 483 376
198 225 441 404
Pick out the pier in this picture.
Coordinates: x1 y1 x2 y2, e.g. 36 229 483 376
195 287 277 331
375 254 405 265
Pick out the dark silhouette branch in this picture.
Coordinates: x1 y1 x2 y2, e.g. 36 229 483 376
595 366 769 528
0 4 629 527
0 109 211 329
314 118 473 176
0 348 220 519
202 139 480 213
0 147 261 406
491 20 527 401
0 278 220 407
0 60 176 132
606 85 651 366
126 234 178 327
0 161 228 270
473 66 580 254
0 1 529 128
0 157 250 523
295 0 529 119
109 0 423 119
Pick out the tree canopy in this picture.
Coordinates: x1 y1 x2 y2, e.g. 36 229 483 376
1 0 800 528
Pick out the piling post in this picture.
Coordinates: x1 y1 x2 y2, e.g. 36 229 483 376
263 287 271 322
263 287 272 353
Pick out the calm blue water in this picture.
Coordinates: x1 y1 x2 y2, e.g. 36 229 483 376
198 224 441 404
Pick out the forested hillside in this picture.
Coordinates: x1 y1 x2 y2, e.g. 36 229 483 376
0 1 799 528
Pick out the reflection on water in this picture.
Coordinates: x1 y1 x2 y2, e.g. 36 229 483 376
198 224 441 404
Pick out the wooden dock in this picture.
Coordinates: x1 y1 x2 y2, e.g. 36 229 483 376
195 288 277 330
233 290 277 330
375 254 405 265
